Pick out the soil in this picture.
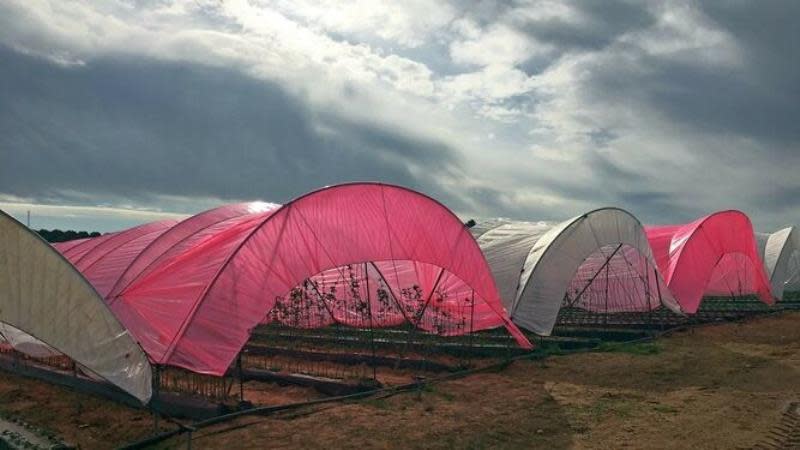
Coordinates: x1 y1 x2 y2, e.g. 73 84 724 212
0 371 159 448
1 312 800 449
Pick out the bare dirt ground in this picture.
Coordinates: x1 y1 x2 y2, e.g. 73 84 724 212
0 372 158 448
1 312 800 449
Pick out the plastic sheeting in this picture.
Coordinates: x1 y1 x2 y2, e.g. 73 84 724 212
0 322 59 358
60 184 527 376
703 252 763 298
646 210 774 313
108 202 279 299
271 260 502 336
0 210 152 403
757 227 800 298
51 237 91 253
566 244 675 314
60 231 119 261
475 208 678 335
144 184 529 374
68 220 179 273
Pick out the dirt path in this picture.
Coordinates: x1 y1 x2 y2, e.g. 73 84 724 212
1 312 799 449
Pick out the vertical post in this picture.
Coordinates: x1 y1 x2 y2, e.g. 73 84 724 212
404 268 445 358
654 267 664 332
237 353 244 403
364 263 377 381
604 259 610 327
645 258 653 332
469 289 475 357
152 365 160 432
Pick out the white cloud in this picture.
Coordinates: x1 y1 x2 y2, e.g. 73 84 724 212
450 24 544 67
621 1 742 66
270 0 456 48
0 0 796 229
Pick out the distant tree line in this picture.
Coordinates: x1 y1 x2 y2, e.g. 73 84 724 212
36 229 101 243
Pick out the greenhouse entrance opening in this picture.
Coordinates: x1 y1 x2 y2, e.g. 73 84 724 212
555 244 674 341
784 250 800 305
700 252 774 320
246 260 524 395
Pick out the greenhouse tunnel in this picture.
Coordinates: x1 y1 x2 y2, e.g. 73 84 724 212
0 210 153 403
755 227 800 299
645 210 775 314
49 183 530 378
472 207 680 336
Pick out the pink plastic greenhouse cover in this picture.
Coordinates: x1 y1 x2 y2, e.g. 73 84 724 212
58 220 180 298
56 183 530 375
274 260 509 336
107 202 279 299
60 231 119 262
645 210 774 313
51 237 91 253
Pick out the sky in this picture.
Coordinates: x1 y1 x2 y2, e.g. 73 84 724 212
0 0 797 232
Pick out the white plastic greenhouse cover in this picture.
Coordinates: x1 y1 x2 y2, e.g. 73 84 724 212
0 210 153 403
474 208 680 335
756 232 770 261
760 227 800 297
0 323 59 358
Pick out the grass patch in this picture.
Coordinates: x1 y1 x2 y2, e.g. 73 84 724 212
595 341 662 355
585 397 636 419
534 343 566 357
652 404 679 414
363 398 390 410
437 390 456 401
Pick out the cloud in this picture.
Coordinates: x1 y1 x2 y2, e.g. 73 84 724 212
0 46 462 207
0 0 797 232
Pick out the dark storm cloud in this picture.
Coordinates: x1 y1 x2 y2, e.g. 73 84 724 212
616 190 697 225
517 0 655 51
0 46 462 206
464 184 557 221
701 0 800 92
586 150 643 183
590 55 800 147
509 0 654 76
575 151 698 223
578 1 800 148
524 1 800 225
762 185 800 216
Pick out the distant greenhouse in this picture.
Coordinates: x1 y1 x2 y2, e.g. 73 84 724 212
756 227 800 298
470 208 681 336
647 210 775 313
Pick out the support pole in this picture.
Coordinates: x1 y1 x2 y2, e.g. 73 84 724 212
645 258 653 330
654 267 664 332
468 289 475 358
604 260 610 327
152 365 161 432
569 243 624 308
237 353 244 403
404 268 445 356
364 263 377 381
415 268 446 324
